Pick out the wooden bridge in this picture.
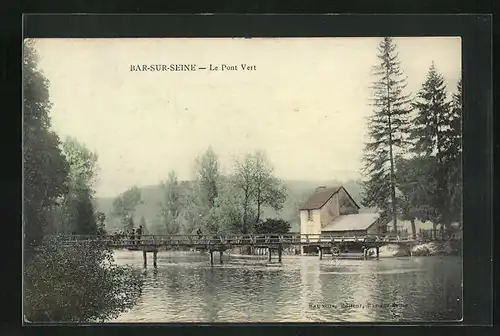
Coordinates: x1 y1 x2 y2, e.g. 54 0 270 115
51 233 424 267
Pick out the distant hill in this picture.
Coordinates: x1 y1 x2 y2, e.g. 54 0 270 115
94 179 372 232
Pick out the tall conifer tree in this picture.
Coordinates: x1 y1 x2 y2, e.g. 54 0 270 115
410 63 455 236
362 37 412 232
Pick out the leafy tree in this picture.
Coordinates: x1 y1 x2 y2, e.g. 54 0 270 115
410 63 457 236
362 37 412 232
254 218 290 234
24 237 143 322
252 151 288 224
233 151 287 233
59 137 99 234
23 39 70 260
71 187 98 235
195 147 220 208
233 154 256 233
206 181 245 234
159 171 182 234
112 186 142 228
181 184 207 234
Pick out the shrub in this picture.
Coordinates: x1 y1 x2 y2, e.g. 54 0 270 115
24 236 144 322
254 218 290 234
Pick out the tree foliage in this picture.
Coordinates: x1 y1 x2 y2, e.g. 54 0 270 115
254 218 290 234
112 186 142 228
159 171 182 234
409 64 461 232
233 151 287 233
195 147 220 209
23 39 70 259
24 237 143 322
58 137 99 234
362 37 412 232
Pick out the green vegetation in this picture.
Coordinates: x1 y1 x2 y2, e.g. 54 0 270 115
363 38 462 239
24 237 143 322
254 219 291 234
23 39 143 323
362 37 412 232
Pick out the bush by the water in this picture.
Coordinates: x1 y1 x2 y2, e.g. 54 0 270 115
367 244 410 258
410 241 460 256
24 237 144 322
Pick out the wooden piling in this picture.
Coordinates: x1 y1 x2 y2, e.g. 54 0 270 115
143 250 147 268
153 250 158 268
278 246 282 263
219 251 223 264
210 250 214 266
318 247 323 260
268 247 272 262
376 246 380 259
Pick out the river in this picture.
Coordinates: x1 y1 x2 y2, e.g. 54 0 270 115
111 250 462 323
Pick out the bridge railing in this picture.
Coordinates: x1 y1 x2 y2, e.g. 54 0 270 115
47 233 419 247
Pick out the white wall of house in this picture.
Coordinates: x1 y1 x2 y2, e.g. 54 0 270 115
300 209 321 254
300 209 322 236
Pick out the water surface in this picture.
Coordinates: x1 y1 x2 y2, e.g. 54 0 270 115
111 250 462 323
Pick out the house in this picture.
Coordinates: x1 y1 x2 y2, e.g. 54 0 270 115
299 186 386 254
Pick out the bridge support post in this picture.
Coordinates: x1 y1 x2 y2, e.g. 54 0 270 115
143 250 147 268
318 247 323 260
278 246 282 263
362 246 367 260
219 251 223 264
268 247 272 262
153 250 158 268
209 250 214 266
376 246 380 259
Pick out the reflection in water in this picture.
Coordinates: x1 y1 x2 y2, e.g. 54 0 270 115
111 251 462 323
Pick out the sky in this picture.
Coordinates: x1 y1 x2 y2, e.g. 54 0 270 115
32 37 461 198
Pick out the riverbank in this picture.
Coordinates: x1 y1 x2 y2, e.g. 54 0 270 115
226 241 462 259
367 240 462 258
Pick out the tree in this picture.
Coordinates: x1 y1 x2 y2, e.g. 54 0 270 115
446 78 462 227
233 151 287 233
395 156 438 238
233 154 256 233
71 187 98 235
181 184 207 234
112 186 142 228
252 151 287 224
159 171 182 234
24 237 143 322
206 180 245 234
254 218 290 234
195 147 220 209
59 137 99 234
23 39 70 260
410 63 456 237
362 37 412 232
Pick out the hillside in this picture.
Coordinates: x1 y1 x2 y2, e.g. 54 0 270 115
94 179 370 232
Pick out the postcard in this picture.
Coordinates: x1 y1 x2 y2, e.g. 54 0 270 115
23 36 462 323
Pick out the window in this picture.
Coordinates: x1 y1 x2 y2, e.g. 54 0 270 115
307 210 312 221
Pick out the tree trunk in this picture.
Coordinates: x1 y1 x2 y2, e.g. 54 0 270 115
410 217 417 239
386 68 398 233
